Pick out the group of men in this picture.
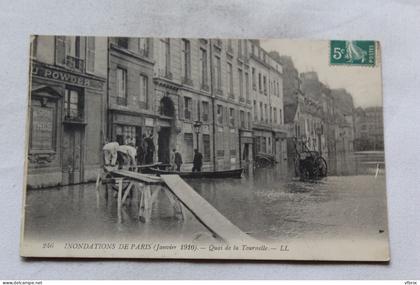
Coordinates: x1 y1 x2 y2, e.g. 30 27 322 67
103 133 203 172
170 148 203 172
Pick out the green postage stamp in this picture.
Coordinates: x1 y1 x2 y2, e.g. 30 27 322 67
330 40 376 66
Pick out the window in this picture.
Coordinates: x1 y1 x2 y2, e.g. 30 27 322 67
258 73 262 92
117 37 129 49
247 112 252 129
215 56 222 91
245 72 249 100
260 102 263 121
263 76 267 95
138 38 149 56
202 101 209 122
240 110 245 128
227 62 233 95
55 36 67 66
203 134 211 162
86 37 95 73
237 40 242 57
184 133 194 162
238 68 243 99
262 137 267 153
264 104 268 122
252 68 256 90
31 35 38 58
227 39 233 52
200 48 208 88
182 39 191 81
64 87 83 120
217 104 223 124
273 107 277 123
116 68 127 105
253 100 257 121
270 106 272 123
159 38 170 76
229 108 235 127
139 74 148 107
279 109 283 124
184 97 192 120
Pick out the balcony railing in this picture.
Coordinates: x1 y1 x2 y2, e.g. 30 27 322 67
66 56 85 73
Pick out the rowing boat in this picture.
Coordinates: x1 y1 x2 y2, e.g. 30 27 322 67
145 167 243 179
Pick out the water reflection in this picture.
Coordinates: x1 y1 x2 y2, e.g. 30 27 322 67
24 151 387 244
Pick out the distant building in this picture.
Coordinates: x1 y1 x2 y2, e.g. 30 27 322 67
354 106 384 151
28 36 107 188
331 88 355 154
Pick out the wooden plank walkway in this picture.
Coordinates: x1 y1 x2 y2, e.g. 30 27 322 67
101 169 258 244
161 174 257 244
110 169 163 184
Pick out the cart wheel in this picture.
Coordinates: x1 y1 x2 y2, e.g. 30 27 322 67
316 157 328 177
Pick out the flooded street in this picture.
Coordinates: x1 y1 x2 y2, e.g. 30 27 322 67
23 152 388 245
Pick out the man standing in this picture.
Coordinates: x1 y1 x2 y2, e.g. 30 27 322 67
144 133 155 164
174 149 183 172
192 149 203 172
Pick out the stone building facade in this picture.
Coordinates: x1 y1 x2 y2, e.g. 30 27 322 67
107 37 156 162
26 36 288 187
249 41 287 163
27 36 107 188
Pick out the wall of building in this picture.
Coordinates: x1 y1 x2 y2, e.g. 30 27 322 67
27 36 107 188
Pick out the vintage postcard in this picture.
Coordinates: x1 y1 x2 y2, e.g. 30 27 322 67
20 36 389 261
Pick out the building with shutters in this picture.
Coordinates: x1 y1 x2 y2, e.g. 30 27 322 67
249 41 288 163
27 36 107 188
106 38 286 171
107 37 156 163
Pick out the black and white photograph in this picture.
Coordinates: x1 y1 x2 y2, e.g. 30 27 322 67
20 36 388 261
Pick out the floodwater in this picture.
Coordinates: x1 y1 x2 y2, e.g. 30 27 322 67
23 151 388 245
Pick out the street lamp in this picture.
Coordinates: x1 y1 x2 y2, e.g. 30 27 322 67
193 120 202 151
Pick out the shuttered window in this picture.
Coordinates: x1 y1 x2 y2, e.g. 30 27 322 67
116 68 127 105
55 36 66 66
86 37 95 73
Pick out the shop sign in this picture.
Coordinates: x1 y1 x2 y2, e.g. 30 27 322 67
115 114 144 126
32 63 103 90
145 118 154 127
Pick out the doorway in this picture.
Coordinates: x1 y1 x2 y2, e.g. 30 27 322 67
62 125 84 184
158 127 171 164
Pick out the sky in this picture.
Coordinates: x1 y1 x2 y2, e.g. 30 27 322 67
260 39 383 108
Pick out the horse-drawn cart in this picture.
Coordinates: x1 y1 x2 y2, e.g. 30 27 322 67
294 139 328 180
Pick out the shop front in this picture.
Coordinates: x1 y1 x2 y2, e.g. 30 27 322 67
109 110 156 164
28 61 105 188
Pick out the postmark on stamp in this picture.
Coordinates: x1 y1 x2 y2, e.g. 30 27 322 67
330 40 376 66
